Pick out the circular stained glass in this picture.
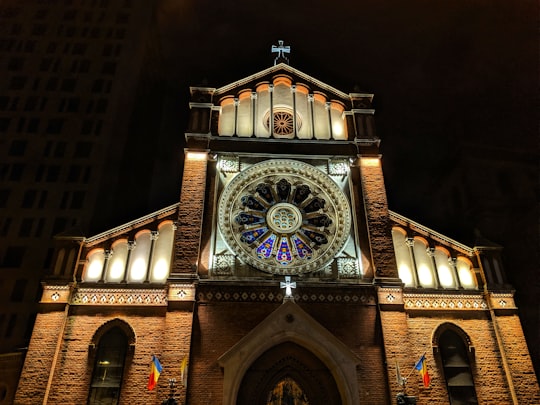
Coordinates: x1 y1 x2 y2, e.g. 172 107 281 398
272 111 294 135
218 159 351 275
263 108 302 137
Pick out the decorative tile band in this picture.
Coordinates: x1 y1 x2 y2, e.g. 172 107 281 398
71 288 167 306
41 284 71 304
403 293 487 311
197 286 376 304
489 292 516 310
168 284 197 302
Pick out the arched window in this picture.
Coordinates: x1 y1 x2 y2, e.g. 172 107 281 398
53 248 65 276
391 227 414 287
438 327 478 404
107 239 128 282
84 249 105 282
456 257 477 289
127 230 151 282
413 238 435 288
150 221 175 282
434 248 456 288
88 327 128 405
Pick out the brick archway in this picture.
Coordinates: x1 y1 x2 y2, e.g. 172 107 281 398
237 341 341 405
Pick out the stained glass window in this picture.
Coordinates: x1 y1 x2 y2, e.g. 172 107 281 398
218 160 351 275
266 377 310 405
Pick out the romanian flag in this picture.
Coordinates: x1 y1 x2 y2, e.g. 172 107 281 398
147 355 163 390
414 354 431 387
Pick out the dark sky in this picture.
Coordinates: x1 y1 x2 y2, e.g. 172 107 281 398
123 0 539 373
149 0 537 227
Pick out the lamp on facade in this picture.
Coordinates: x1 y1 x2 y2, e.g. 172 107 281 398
161 378 178 405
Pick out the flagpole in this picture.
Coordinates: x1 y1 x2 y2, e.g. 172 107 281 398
404 351 426 380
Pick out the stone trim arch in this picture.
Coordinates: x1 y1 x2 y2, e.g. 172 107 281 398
432 322 475 357
217 301 360 405
88 318 136 359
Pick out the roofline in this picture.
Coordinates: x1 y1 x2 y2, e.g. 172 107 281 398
214 63 354 100
85 203 180 245
389 210 474 255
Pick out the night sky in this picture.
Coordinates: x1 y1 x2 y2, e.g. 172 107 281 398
118 0 538 375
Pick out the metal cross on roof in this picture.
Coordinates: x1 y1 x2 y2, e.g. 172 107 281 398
280 276 296 300
271 40 290 65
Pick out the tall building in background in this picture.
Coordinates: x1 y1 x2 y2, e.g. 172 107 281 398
0 1 154 402
14 61 539 404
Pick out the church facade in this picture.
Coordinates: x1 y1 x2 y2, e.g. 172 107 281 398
15 62 539 404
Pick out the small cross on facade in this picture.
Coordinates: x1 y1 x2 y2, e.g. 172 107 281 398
271 40 290 65
280 276 296 301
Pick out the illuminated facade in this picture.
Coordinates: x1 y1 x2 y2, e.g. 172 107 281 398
15 63 539 404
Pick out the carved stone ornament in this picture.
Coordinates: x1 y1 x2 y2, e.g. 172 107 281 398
218 159 351 275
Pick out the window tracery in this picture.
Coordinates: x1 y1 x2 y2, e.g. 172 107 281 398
218 160 351 275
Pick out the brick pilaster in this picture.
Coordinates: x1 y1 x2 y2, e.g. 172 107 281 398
173 150 208 275
358 156 398 278
14 310 66 404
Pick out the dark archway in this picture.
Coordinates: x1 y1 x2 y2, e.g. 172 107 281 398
237 342 341 405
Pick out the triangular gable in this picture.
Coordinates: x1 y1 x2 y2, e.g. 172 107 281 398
218 300 360 405
214 63 361 102
389 210 475 256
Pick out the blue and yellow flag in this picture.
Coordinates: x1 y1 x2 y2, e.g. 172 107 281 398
414 354 431 387
147 355 163 390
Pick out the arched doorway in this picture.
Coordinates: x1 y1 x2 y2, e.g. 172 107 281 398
237 342 341 405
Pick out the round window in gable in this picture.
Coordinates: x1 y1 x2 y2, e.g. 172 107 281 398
263 108 302 137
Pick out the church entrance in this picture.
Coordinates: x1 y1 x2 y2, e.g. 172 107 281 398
236 342 341 405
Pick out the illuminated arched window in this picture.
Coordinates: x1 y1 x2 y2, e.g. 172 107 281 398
88 327 128 405
127 230 151 282
391 228 413 286
413 238 435 288
438 327 478 404
107 239 128 282
84 249 105 282
150 221 174 282
434 248 455 288
456 257 477 289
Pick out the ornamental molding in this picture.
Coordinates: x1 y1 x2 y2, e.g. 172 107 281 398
378 287 403 305
168 283 197 302
71 288 167 306
389 211 474 256
218 159 351 275
41 284 71 304
197 285 375 305
403 293 487 311
488 292 517 310
84 203 179 246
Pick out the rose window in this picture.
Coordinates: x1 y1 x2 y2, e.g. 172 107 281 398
263 108 301 137
218 159 351 275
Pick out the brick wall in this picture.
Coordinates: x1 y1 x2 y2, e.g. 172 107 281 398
14 310 66 404
173 152 208 274
188 299 390 404
15 309 193 405
358 159 398 279
495 314 540 402
381 311 534 404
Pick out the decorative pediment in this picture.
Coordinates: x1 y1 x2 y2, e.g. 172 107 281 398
214 63 353 102
189 64 376 142
218 300 360 405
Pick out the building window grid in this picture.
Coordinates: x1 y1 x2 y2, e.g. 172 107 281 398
19 219 33 237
